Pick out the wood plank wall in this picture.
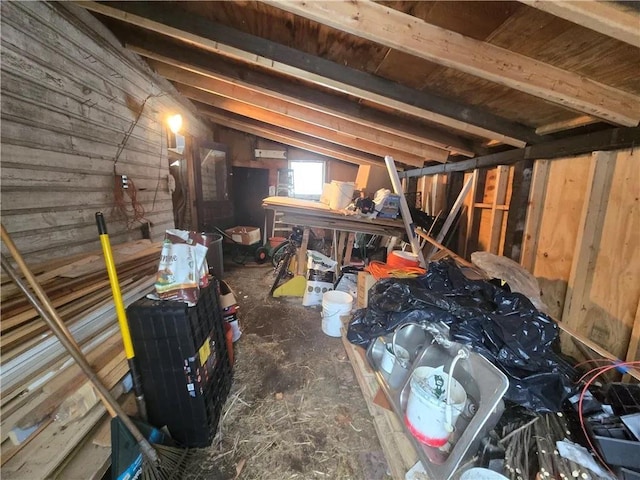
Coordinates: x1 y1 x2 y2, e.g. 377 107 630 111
0 2 212 264
522 148 640 360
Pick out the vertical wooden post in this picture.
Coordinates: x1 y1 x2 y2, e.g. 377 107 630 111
185 135 199 230
520 160 550 272
561 151 617 351
462 169 479 258
488 166 510 254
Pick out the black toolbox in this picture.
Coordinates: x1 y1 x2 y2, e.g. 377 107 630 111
126 280 232 447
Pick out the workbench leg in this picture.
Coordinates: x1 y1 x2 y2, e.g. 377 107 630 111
336 231 347 268
296 228 310 276
344 232 356 266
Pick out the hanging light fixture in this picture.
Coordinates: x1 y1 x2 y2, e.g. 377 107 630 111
167 114 183 134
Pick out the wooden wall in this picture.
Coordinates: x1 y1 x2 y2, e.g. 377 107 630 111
0 2 212 264
522 148 639 360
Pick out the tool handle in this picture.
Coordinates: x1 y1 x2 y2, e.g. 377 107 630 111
95 212 135 359
95 212 147 420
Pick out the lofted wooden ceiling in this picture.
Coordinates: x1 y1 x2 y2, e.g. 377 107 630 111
78 1 640 169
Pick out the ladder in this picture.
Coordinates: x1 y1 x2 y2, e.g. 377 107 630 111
272 168 295 237
276 168 294 197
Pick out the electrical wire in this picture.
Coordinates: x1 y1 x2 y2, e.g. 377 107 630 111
364 260 426 280
111 91 167 229
577 360 640 477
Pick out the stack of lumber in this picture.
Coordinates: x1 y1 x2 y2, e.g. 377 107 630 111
0 239 160 479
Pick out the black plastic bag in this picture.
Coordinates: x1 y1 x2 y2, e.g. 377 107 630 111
347 259 577 412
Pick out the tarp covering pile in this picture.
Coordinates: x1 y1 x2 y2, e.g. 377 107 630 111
347 260 576 412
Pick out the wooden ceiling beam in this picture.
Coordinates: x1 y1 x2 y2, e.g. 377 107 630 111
520 1 640 48
535 116 601 136
268 1 640 127
198 107 392 168
400 126 640 178
180 86 430 167
76 1 540 147
149 60 445 164
126 40 475 157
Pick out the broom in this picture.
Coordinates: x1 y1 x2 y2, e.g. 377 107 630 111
0 225 191 479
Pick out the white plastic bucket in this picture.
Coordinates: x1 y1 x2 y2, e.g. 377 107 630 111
381 343 409 374
405 366 466 447
328 181 355 210
321 290 353 337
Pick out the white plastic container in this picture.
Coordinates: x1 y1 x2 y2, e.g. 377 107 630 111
321 290 353 337
328 181 355 210
405 366 466 447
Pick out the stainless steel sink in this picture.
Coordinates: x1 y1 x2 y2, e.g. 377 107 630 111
367 324 508 480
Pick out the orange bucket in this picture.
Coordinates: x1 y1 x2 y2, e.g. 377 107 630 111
269 236 287 249
387 250 420 268
224 323 234 366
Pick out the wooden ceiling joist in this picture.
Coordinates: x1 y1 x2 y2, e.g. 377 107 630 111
147 59 446 164
268 1 640 127
199 106 391 168
535 116 600 136
76 1 540 147
520 0 640 48
180 86 431 167
127 40 475 157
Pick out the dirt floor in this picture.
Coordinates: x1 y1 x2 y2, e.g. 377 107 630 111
188 259 390 480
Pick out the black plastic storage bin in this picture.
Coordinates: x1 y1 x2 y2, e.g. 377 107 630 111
126 280 232 447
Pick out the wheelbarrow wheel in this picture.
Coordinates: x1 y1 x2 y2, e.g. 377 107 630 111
254 246 269 264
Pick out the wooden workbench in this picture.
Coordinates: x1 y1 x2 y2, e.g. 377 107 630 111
262 197 407 238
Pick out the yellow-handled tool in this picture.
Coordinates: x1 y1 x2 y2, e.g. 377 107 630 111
96 212 147 421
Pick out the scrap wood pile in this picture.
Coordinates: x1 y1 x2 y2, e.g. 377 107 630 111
0 239 160 479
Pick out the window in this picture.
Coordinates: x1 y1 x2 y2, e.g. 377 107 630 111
290 161 324 199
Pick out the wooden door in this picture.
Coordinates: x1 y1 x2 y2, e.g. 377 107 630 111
194 141 234 231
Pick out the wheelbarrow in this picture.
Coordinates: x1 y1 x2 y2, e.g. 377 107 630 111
213 226 269 265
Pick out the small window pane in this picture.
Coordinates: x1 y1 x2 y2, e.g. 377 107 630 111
291 161 324 197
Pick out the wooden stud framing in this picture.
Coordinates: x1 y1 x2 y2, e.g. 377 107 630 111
270 1 640 126
560 151 616 352
488 166 510 255
521 160 550 271
462 170 479 258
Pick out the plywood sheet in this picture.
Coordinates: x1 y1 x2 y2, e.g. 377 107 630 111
533 154 591 318
583 148 640 358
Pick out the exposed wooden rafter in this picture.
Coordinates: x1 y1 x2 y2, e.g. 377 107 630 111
148 60 447 164
176 83 430 167
198 106 391 168
76 1 540 147
536 116 601 136
268 0 640 127
520 0 640 48
126 39 474 157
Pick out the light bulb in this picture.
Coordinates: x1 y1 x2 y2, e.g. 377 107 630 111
167 114 183 134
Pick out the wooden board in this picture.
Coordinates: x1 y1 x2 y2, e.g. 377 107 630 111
579 148 640 358
532 154 591 318
340 330 419 480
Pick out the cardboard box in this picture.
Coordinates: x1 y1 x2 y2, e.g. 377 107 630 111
225 226 261 245
357 271 376 308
